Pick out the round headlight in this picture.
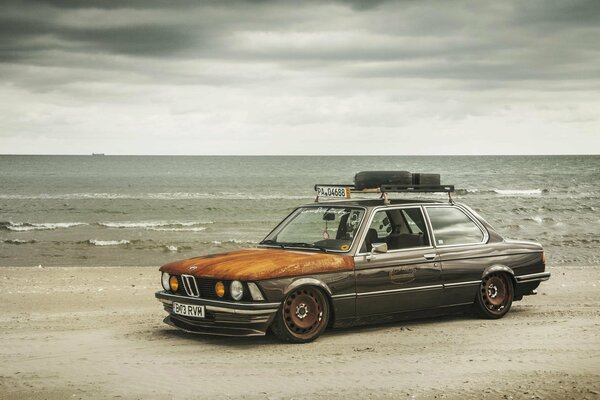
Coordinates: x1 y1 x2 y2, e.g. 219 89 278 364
169 275 179 292
161 272 170 291
230 280 244 301
215 281 225 298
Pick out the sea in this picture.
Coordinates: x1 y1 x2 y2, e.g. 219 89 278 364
0 155 598 267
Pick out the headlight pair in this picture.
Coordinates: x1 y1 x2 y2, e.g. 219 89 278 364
215 280 243 300
161 272 179 292
161 273 263 301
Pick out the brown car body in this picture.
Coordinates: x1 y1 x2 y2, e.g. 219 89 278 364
155 198 550 341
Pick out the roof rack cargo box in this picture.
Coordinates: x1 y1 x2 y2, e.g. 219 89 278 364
354 171 412 190
412 173 440 186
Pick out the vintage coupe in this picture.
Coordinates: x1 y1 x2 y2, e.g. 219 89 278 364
156 172 550 343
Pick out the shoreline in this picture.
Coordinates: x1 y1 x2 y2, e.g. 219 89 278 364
0 265 598 399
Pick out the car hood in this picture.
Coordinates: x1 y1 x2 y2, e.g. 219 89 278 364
159 248 355 281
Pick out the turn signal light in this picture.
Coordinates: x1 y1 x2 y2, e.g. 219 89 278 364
541 253 546 265
169 275 179 292
215 281 225 298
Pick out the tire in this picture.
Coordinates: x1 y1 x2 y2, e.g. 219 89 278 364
354 171 412 190
271 286 330 343
475 272 514 319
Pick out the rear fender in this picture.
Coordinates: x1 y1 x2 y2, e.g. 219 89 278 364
482 264 516 285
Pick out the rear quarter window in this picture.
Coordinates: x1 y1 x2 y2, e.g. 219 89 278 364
426 207 485 246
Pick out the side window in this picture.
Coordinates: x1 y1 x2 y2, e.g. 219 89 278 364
401 209 426 235
361 210 391 253
426 207 485 246
387 208 429 249
371 211 392 238
361 208 429 252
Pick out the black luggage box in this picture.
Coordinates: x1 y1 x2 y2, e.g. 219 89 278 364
354 171 412 190
412 173 441 186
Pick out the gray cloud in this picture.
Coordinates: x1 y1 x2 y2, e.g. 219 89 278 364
0 0 599 154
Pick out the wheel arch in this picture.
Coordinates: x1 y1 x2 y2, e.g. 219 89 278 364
284 277 333 296
283 278 335 327
482 264 517 287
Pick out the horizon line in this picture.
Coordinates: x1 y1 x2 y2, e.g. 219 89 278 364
0 153 599 157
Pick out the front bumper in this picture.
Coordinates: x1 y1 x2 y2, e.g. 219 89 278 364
155 291 280 337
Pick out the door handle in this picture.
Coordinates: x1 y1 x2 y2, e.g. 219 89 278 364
423 253 437 260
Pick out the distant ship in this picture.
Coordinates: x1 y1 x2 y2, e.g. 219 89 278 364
91 153 105 156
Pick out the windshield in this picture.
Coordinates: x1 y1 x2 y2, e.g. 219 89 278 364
261 206 365 252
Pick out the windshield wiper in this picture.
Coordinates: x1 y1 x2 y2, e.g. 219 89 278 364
279 242 329 253
259 239 284 248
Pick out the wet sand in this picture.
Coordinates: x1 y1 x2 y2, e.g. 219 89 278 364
0 265 598 400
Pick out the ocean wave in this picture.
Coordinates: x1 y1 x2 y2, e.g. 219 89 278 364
146 192 309 200
164 244 192 252
523 216 558 224
210 239 258 246
1 239 37 245
500 224 523 230
150 227 207 232
0 192 310 200
97 221 214 230
0 221 87 232
455 188 480 195
88 239 131 246
493 189 548 196
454 188 550 196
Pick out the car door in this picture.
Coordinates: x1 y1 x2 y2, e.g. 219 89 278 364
353 206 443 317
424 205 490 306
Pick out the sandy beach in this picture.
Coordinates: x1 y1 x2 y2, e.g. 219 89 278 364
0 265 598 400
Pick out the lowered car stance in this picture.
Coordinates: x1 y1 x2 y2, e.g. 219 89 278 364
155 171 550 343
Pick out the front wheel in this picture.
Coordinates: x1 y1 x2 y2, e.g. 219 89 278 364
475 272 513 319
271 286 330 343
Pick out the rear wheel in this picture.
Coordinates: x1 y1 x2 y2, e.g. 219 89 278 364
475 272 513 319
271 286 329 343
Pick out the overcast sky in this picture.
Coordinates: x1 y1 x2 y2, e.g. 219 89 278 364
1 0 599 155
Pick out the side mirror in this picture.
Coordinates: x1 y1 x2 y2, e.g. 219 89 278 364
372 242 388 253
367 242 388 261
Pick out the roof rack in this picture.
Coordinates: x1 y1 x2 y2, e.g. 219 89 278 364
314 184 455 204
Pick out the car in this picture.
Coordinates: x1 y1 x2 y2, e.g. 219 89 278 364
155 171 550 343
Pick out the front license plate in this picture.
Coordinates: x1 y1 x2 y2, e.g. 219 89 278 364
173 302 205 318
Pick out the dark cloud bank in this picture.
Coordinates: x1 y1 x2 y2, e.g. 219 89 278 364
1 0 599 154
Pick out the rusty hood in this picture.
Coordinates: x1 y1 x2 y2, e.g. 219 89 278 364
159 248 355 281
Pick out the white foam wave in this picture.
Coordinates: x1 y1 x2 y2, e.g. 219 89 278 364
1 239 37 244
2 222 87 231
88 239 131 246
494 189 543 196
211 239 257 245
150 227 207 232
530 216 543 224
0 193 130 200
0 192 310 200
98 221 215 229
455 188 480 195
98 221 213 229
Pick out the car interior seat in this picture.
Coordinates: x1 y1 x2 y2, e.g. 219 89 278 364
387 229 424 250
364 228 378 252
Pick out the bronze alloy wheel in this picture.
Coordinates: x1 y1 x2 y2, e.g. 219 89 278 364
271 286 329 343
476 272 513 319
